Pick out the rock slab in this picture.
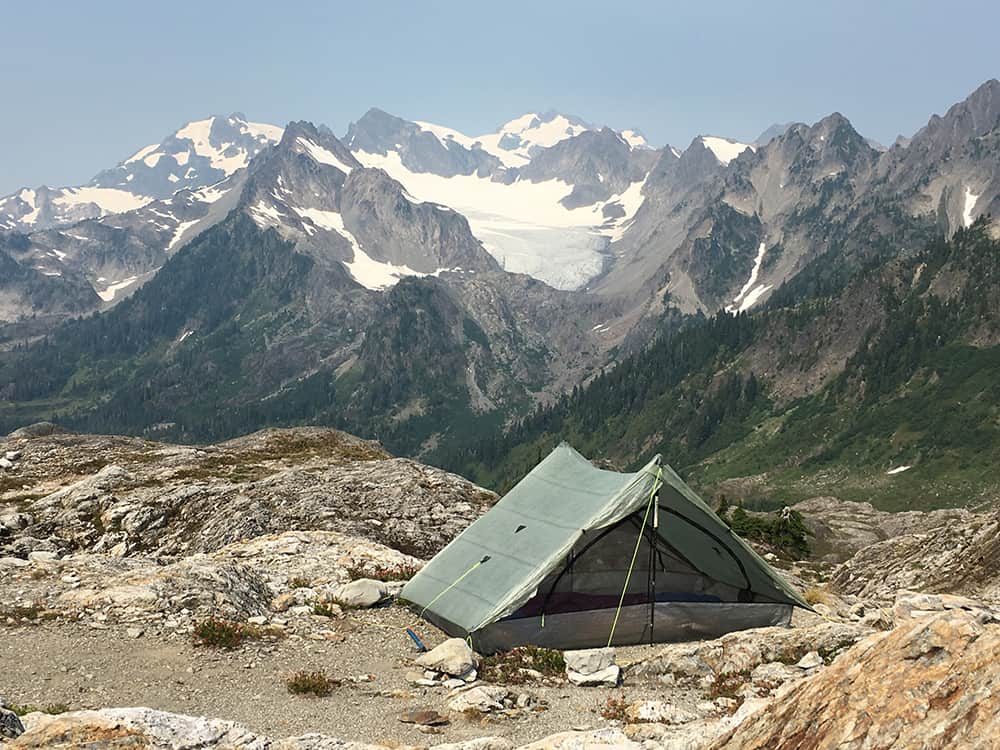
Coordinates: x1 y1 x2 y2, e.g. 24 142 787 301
710 609 1000 749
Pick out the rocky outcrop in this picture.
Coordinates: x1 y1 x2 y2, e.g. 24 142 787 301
10 708 385 749
709 609 1000 749
628 620 871 681
0 428 495 559
2 529 420 628
829 509 1000 603
789 496 974 564
10 708 547 750
0 699 25 740
892 590 1000 625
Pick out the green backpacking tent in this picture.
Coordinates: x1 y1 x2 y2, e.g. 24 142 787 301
402 443 809 652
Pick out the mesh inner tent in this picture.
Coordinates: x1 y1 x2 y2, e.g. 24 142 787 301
508 512 754 618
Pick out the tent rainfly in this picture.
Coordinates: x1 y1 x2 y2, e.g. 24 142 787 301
401 443 810 652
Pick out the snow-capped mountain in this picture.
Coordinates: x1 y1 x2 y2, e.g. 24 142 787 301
0 114 282 234
345 109 664 290
4 80 999 339
240 121 499 290
3 172 247 309
595 80 1000 332
2 120 499 313
4 80 1000 463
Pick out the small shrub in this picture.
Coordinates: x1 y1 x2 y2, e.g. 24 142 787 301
286 670 340 697
704 670 749 706
1 603 48 621
725 505 812 559
312 603 338 618
462 706 486 722
344 561 421 582
803 587 835 607
288 576 311 589
481 645 565 684
192 617 261 649
600 693 629 721
8 703 69 716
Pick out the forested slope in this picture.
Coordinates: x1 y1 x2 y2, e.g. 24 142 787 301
444 220 1000 512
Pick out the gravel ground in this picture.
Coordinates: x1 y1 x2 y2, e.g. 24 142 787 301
2 604 701 746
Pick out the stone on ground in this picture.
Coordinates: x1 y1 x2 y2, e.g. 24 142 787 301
563 647 614 674
415 638 480 677
564 647 619 686
624 699 696 725
566 665 620 687
446 686 508 713
330 578 389 608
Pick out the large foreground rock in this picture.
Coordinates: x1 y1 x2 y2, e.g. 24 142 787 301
709 609 1000 749
3 530 422 628
12 708 515 750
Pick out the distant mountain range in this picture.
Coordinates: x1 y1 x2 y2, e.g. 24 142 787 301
1 80 998 496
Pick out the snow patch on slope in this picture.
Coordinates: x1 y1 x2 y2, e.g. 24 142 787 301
473 113 591 167
295 138 354 174
172 116 283 175
96 276 140 302
414 121 482 152
963 186 980 228
621 129 651 149
700 136 755 165
167 219 200 252
53 187 152 214
287 204 431 291
726 242 772 314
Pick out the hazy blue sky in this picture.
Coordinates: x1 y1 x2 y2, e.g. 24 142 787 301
3 0 998 194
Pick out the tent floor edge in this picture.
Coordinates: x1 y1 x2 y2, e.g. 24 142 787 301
474 602 792 653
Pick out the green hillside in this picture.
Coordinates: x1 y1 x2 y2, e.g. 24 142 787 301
443 221 1000 513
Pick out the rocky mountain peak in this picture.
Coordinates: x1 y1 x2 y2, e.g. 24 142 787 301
514 126 658 208
0 113 283 234
345 109 501 178
93 112 282 196
275 120 361 174
904 78 1000 156
668 135 731 182
343 108 413 155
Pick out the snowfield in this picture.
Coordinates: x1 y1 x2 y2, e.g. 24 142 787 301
701 136 755 165
353 148 648 290
726 242 772 314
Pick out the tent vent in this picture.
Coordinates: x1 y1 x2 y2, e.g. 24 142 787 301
514 525 527 534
